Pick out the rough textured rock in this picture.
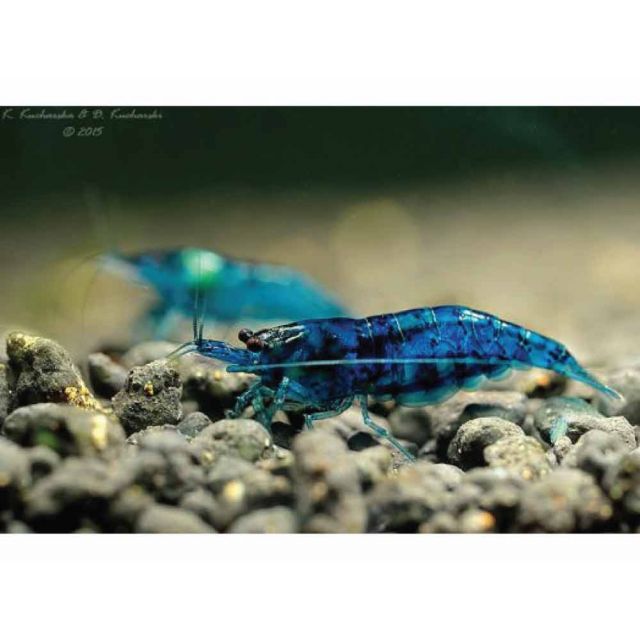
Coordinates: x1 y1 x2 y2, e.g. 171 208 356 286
516 469 614 532
552 436 573 464
4 327 640 534
0 363 13 426
597 366 640 425
424 391 528 457
562 430 629 483
388 407 433 447
112 360 183 434
447 417 524 469
24 457 130 532
25 445 61 482
228 506 298 533
179 488 221 528
126 424 180 445
136 504 215 533
2 403 125 459
87 352 128 398
292 430 366 533
0 437 30 518
484 435 552 481
205 455 293 530
604 450 640 529
271 420 302 450
446 468 526 531
347 430 379 452
176 411 211 439
351 446 394 492
192 419 272 464
124 430 205 504
179 360 252 420
6 332 100 410
534 397 635 448
366 461 453 532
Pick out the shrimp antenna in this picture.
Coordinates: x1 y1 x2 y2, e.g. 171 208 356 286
191 251 208 347
192 277 200 343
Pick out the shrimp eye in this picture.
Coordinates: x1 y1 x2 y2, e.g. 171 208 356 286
238 328 254 343
245 336 264 353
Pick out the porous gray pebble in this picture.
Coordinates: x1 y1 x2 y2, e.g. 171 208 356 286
0 437 30 520
293 430 366 533
445 468 526 531
516 469 613 532
388 407 433 447
192 418 272 463
24 457 130 532
534 397 635 448
597 366 640 425
4 330 640 534
179 359 252 420
25 446 61 482
447 417 524 469
425 391 528 457
6 332 100 410
123 430 205 504
228 506 298 533
204 455 293 530
351 445 394 491
562 430 629 483
603 450 640 529
0 363 13 426
176 411 211 439
112 360 183 434
484 435 552 481
136 504 215 533
367 461 455 532
2 403 126 459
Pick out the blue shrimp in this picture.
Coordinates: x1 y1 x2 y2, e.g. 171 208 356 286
171 305 622 461
100 247 347 338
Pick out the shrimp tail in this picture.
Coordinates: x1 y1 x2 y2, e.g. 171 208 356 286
558 361 623 401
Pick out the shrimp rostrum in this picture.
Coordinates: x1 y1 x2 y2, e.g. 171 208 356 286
171 305 622 461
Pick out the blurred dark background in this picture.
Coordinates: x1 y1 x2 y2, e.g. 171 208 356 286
2 107 640 201
2 106 640 365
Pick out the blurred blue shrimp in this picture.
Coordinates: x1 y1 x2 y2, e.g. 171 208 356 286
100 247 347 338
171 305 622 461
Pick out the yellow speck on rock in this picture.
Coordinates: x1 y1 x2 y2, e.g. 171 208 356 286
143 382 155 397
11 333 38 349
64 384 102 411
213 370 224 382
222 480 246 503
310 481 329 502
0 472 10 487
90 415 109 451
472 511 496 532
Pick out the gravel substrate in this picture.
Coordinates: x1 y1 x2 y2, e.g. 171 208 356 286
1 331 640 533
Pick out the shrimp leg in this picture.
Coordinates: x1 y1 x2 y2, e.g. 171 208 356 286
231 377 291 433
303 397 354 430
264 376 290 426
229 380 263 418
358 396 416 462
